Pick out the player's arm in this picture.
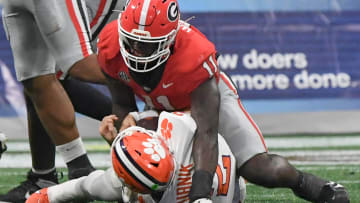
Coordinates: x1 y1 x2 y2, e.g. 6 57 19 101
189 76 220 202
103 72 138 131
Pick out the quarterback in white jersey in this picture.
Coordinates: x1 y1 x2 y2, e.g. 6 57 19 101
27 111 244 203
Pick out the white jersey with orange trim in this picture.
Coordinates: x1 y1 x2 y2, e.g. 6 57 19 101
44 111 238 203
155 111 236 203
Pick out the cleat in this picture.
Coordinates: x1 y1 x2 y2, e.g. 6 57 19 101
317 181 350 203
0 170 58 203
25 188 49 203
68 167 96 180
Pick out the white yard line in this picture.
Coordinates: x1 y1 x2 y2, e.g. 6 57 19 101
265 136 360 148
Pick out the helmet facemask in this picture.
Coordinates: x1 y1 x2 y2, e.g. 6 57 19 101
118 17 178 73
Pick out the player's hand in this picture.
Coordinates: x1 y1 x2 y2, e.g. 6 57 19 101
119 113 137 132
193 198 213 203
99 115 118 145
122 185 139 203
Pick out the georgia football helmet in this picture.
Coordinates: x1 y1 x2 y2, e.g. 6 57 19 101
111 126 175 193
118 0 180 72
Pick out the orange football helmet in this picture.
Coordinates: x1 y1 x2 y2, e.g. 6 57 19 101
111 126 175 193
118 0 180 72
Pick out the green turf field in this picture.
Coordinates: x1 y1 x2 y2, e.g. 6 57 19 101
0 165 358 202
0 135 359 202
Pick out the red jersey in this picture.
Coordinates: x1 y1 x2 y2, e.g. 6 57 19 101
97 20 219 111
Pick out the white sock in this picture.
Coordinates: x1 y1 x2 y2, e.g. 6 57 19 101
56 137 86 163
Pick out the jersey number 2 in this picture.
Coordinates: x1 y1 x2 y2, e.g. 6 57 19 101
216 155 231 196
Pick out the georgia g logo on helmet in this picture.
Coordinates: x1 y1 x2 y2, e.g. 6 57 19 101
167 1 179 22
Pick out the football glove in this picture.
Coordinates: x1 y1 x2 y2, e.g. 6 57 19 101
0 132 7 159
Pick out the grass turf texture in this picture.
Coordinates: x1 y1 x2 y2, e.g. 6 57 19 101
0 165 359 202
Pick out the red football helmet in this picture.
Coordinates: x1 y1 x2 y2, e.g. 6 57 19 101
111 126 175 193
118 0 180 72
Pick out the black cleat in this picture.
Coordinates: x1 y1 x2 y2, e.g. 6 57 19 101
0 170 58 203
68 167 96 180
317 181 350 203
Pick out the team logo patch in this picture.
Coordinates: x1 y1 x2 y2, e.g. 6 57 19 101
167 2 179 22
118 71 130 83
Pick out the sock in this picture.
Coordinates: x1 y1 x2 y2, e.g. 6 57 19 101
32 167 56 175
67 154 94 170
30 168 58 183
292 170 328 201
56 137 91 169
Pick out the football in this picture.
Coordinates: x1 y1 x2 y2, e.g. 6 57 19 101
136 116 159 131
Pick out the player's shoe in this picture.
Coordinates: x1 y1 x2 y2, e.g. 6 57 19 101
25 188 49 203
317 181 350 203
0 170 58 203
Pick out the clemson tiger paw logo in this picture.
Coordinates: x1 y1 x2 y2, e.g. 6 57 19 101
160 118 173 140
142 138 166 162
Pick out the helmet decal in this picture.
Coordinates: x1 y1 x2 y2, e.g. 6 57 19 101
143 138 166 162
167 2 179 22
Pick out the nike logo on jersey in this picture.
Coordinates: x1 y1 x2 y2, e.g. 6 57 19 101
162 82 174 89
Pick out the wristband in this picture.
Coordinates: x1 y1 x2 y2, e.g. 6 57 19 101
129 110 159 122
189 170 213 202
129 112 140 122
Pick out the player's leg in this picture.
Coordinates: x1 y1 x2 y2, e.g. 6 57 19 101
218 72 349 202
61 78 112 120
4 0 94 174
31 0 103 177
26 169 124 202
0 95 59 201
0 4 66 202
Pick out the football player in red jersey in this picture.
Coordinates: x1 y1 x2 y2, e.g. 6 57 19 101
96 0 349 202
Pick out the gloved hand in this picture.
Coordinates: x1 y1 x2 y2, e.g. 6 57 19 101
193 198 213 203
121 185 139 203
0 132 7 159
